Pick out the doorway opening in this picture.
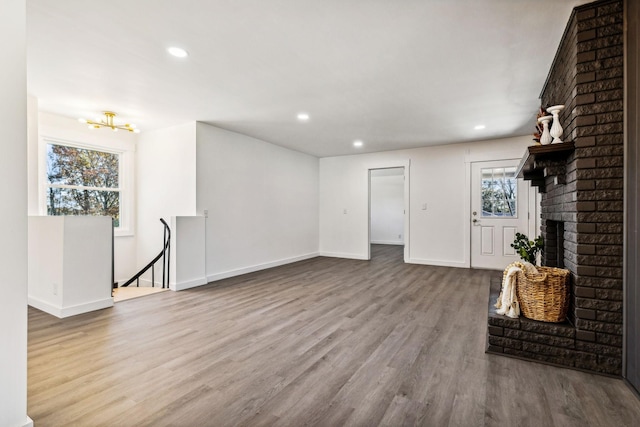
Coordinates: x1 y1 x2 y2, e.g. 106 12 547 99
369 167 407 263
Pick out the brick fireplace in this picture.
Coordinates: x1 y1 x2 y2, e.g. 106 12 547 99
487 0 624 375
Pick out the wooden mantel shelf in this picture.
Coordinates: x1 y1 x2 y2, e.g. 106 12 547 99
516 142 575 191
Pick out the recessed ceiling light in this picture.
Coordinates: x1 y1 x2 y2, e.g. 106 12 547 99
167 47 189 58
353 140 364 147
474 124 486 130
297 112 310 121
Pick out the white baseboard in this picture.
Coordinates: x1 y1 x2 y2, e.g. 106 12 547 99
407 257 469 268
171 276 208 291
319 251 369 260
370 240 404 246
28 296 63 317
23 417 34 427
207 252 319 283
60 298 113 318
28 296 113 318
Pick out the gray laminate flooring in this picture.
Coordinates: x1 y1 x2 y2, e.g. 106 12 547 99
28 245 640 426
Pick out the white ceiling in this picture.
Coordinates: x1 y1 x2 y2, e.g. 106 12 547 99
26 0 589 158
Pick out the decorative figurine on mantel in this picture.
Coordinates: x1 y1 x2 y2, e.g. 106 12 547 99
533 106 553 145
538 115 553 145
547 104 565 144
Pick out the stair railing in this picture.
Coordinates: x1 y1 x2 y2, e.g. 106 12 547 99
120 218 171 289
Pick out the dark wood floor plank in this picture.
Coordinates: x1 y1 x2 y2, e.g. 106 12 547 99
27 245 640 426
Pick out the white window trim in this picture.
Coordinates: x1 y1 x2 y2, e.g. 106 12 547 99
39 135 134 237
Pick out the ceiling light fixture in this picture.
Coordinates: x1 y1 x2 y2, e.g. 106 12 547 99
353 140 363 147
79 112 140 133
167 46 189 58
297 112 310 121
474 124 486 130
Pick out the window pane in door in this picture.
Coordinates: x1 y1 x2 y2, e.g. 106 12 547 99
481 167 517 217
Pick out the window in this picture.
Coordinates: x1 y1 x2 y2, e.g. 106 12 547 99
45 141 125 228
481 166 517 217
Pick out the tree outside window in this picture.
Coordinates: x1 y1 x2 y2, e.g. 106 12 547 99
46 143 121 226
481 167 517 217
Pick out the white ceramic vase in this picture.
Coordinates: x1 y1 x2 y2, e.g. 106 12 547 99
547 105 565 144
537 115 553 145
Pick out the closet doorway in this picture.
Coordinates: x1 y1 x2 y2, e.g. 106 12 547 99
369 167 407 262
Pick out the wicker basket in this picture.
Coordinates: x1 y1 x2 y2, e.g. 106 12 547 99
513 265 570 322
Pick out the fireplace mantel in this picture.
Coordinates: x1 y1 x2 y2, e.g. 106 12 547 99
516 142 575 191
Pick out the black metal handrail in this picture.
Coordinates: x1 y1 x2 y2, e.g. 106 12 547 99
121 218 171 289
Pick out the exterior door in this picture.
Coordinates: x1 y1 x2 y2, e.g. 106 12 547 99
471 160 529 270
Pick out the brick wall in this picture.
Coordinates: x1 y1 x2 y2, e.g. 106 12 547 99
487 0 624 375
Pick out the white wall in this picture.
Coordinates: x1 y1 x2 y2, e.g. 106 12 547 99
0 0 31 425
319 136 532 267
30 112 138 284
28 216 113 318
370 168 404 245
62 217 113 313
28 217 64 310
170 216 207 291
27 95 39 216
136 122 197 284
196 122 319 282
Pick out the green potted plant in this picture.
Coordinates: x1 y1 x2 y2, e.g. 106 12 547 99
511 232 543 265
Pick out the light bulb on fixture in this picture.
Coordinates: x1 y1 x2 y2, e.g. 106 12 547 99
78 111 140 133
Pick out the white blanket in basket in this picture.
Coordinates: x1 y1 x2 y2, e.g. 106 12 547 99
495 262 538 319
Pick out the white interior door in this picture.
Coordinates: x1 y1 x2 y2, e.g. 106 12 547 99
471 160 530 270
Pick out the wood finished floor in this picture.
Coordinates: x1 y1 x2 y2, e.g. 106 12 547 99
28 245 640 426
